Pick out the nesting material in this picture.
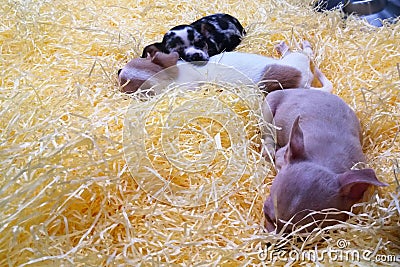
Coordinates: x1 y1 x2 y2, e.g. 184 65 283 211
0 0 399 266
123 80 264 208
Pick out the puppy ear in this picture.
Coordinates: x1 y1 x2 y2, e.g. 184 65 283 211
284 116 307 163
141 43 163 58
151 52 179 68
339 169 388 201
200 23 215 38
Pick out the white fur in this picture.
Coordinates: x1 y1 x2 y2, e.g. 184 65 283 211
173 51 315 89
184 46 209 61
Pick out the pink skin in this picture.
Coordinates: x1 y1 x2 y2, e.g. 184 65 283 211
118 52 180 93
262 89 388 233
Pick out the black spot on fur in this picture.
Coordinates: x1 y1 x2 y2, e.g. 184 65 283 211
194 38 206 49
167 36 184 49
161 25 193 55
164 31 176 40
227 35 242 51
218 19 229 30
187 29 195 41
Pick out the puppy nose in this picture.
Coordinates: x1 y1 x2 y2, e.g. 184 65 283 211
191 52 204 61
117 69 122 76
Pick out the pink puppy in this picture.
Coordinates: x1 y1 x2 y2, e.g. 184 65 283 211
262 89 388 233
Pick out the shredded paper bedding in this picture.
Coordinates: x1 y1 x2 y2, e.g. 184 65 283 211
1 0 399 266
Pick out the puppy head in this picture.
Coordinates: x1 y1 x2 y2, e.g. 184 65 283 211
264 117 388 233
118 52 179 93
265 165 387 233
162 25 209 62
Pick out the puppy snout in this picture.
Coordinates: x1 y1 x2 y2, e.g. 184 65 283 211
191 52 206 61
185 51 209 64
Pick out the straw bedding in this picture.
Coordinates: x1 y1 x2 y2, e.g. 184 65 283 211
1 0 399 266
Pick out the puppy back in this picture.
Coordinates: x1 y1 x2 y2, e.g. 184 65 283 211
260 64 303 92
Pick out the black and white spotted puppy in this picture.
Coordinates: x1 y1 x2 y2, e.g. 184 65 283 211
141 13 246 62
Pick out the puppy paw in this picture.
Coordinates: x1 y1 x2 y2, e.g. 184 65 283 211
274 41 289 56
301 40 313 57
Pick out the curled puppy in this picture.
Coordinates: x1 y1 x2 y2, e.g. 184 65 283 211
141 13 246 62
119 41 333 94
262 89 388 233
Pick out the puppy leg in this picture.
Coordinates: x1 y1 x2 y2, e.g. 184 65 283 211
310 67 333 93
275 41 290 57
302 41 333 93
301 40 313 58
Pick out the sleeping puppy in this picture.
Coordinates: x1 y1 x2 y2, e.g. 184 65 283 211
262 89 388 233
141 13 246 62
119 41 333 94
